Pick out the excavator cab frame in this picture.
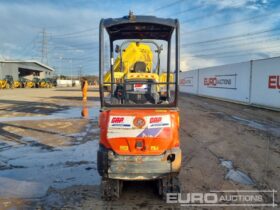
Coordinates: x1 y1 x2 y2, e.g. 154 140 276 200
99 13 180 108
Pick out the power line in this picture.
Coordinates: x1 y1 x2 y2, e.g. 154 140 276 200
190 49 280 60
51 33 97 39
51 56 95 61
49 40 97 48
185 34 280 54
186 45 280 58
152 0 186 12
182 27 280 47
49 40 98 50
169 5 204 17
182 10 279 34
51 27 98 38
182 50 280 71
51 46 97 51
20 35 39 58
48 40 98 58
181 1 267 24
44 0 187 52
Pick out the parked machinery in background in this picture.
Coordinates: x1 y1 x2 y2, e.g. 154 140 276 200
0 76 56 89
26 79 35 88
0 75 15 89
49 78 57 87
39 78 49 88
32 77 40 88
13 79 21 88
18 77 28 88
39 78 54 88
19 78 36 88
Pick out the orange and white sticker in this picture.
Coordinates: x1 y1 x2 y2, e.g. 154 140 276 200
109 116 134 128
107 115 171 139
146 115 171 128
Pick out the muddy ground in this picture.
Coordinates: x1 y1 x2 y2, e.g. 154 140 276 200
0 88 279 210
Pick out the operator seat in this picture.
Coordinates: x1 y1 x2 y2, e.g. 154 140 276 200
134 61 146 72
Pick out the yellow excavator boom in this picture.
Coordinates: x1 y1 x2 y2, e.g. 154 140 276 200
103 41 174 95
104 42 153 85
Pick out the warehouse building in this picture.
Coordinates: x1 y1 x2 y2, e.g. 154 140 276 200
0 60 55 80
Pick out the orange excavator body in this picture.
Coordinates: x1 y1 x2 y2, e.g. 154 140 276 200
99 109 180 156
98 108 181 181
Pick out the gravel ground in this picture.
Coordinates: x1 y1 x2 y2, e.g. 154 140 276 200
0 88 279 210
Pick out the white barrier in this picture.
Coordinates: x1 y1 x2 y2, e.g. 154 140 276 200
198 62 251 103
179 57 280 110
57 80 80 87
251 58 280 109
179 70 198 94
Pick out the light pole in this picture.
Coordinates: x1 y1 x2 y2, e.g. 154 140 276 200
59 55 63 78
78 65 83 81
69 59 73 83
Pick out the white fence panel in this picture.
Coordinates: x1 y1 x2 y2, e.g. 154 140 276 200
251 57 280 109
179 70 198 94
198 62 251 103
57 80 80 87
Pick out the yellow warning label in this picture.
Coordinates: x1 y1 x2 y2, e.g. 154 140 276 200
120 146 128 151
151 146 159 151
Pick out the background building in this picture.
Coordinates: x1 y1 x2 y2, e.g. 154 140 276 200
0 60 55 80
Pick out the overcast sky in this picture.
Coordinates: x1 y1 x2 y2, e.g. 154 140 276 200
0 0 279 75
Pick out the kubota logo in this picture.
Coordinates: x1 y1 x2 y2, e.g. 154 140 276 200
150 117 162 123
111 117 124 123
268 75 280 89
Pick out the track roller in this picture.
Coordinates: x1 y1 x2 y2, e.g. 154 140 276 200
158 175 180 200
101 178 123 201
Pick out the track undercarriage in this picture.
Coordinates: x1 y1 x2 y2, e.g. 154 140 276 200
101 175 180 201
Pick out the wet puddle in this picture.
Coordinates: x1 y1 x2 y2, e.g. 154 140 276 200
230 116 280 137
0 139 100 198
0 106 99 122
213 112 280 138
220 158 255 185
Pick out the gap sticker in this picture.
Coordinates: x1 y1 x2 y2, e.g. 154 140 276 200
147 115 171 128
108 116 134 128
